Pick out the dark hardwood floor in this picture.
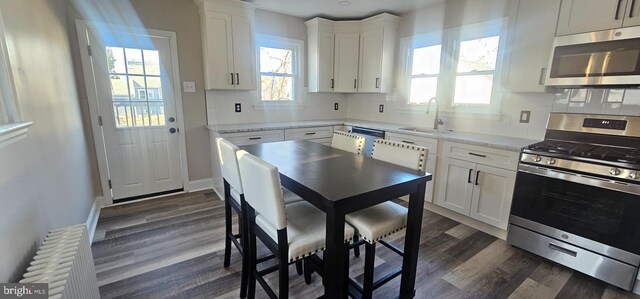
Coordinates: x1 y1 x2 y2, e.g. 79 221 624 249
92 191 640 299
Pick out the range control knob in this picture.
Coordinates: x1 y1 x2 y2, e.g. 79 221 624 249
609 168 622 176
629 172 637 179
532 155 542 162
547 158 557 165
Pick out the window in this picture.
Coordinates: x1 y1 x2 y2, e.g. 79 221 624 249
257 35 303 103
404 19 506 114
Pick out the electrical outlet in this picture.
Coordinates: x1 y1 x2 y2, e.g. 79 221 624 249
379 104 384 113
235 103 241 113
520 110 531 123
334 103 339 110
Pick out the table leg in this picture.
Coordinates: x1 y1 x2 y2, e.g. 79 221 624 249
400 182 427 298
324 209 348 298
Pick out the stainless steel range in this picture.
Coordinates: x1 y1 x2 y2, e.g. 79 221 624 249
508 113 640 291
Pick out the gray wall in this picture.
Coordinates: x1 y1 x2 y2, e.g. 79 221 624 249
0 0 95 282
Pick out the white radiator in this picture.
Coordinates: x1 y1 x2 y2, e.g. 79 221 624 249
20 224 100 299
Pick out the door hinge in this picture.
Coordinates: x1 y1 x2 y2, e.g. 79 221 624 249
108 179 112 188
98 116 103 126
87 45 92 56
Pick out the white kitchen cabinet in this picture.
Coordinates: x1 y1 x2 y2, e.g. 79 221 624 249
334 33 360 93
505 0 561 93
198 0 256 90
219 129 284 146
624 0 640 27
436 141 518 230
306 18 335 92
386 132 438 202
556 0 629 36
305 13 399 94
284 126 334 141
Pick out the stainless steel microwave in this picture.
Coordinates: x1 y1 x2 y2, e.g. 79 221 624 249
546 26 640 87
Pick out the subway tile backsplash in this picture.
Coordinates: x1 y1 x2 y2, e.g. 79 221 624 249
553 88 640 116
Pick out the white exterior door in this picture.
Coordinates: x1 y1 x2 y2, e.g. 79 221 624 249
86 28 183 200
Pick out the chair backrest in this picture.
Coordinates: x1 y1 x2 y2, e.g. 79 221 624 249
236 150 287 230
371 139 428 172
216 138 243 195
331 131 366 155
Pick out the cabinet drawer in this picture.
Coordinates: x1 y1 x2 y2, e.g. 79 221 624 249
307 137 332 146
442 141 519 170
220 130 284 146
386 132 438 155
285 126 334 140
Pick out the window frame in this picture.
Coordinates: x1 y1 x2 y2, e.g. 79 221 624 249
401 18 508 115
255 34 304 107
0 8 32 148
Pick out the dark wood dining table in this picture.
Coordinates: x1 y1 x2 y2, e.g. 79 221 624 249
241 140 432 298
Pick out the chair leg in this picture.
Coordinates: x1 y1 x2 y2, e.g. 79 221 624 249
353 235 361 257
247 226 257 299
295 260 303 275
303 258 312 284
278 251 289 298
239 199 248 298
362 242 376 299
223 200 233 268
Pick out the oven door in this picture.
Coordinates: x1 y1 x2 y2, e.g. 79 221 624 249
546 27 640 87
511 164 640 263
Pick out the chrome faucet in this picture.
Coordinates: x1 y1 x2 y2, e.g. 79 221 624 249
426 97 444 130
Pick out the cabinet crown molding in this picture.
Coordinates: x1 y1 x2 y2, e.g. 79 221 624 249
195 0 256 13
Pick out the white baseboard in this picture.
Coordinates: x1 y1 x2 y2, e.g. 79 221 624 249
85 196 105 243
187 178 214 192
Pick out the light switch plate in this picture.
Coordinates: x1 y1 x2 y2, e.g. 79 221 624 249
183 81 196 93
520 110 531 123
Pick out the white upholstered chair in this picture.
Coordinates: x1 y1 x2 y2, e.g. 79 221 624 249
236 150 355 299
215 138 302 298
331 131 366 155
345 139 428 298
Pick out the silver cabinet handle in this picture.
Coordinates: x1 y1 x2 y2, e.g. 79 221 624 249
236 73 240 85
538 68 547 85
631 0 637 17
375 78 380 88
616 0 623 20
549 243 577 257
354 78 357 89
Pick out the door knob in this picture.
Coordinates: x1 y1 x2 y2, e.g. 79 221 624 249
169 128 177 133
168 117 175 123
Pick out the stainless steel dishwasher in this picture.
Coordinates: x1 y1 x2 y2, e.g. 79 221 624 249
351 127 385 157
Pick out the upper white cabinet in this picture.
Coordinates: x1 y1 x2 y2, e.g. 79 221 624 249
505 0 561 93
197 0 256 90
556 0 638 36
305 13 399 94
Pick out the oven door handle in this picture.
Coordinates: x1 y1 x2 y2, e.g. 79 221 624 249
518 164 640 196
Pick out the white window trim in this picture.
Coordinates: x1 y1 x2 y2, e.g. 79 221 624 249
399 18 508 117
254 34 305 109
0 8 32 149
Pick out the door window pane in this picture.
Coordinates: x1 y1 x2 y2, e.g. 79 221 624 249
145 77 162 100
411 45 441 75
129 76 147 101
453 75 494 105
261 76 293 101
106 47 126 74
143 50 160 75
110 75 129 100
409 77 438 104
125 48 144 74
457 36 499 72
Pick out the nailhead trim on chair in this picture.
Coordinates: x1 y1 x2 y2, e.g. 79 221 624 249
333 131 366 155
356 225 407 244
372 140 428 172
289 236 354 262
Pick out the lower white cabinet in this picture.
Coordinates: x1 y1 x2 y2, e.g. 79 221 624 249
436 142 517 230
284 126 333 141
219 129 284 146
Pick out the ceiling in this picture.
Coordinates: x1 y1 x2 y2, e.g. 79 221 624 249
248 0 446 19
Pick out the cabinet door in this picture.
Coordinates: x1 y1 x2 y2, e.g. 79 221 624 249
203 12 234 90
624 0 640 27
424 156 436 203
358 28 384 93
506 0 561 93
334 33 360 93
556 0 627 36
317 32 335 92
231 15 256 90
469 164 516 230
436 158 475 215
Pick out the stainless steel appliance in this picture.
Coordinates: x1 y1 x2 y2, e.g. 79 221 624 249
508 113 640 291
546 26 640 87
351 127 385 157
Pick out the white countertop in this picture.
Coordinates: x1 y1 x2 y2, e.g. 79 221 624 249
207 119 540 151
